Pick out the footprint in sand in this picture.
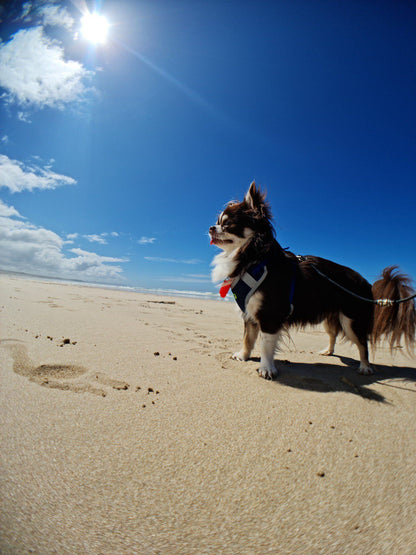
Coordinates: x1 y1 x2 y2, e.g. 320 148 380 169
0 340 131 397
94 372 130 391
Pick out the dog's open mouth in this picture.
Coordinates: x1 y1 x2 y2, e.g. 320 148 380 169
210 234 233 246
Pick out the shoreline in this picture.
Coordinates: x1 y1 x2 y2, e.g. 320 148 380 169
0 268 224 302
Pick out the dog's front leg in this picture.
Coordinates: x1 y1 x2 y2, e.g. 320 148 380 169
232 319 259 361
258 332 280 380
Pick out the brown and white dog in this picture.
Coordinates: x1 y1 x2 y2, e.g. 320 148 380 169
209 182 416 379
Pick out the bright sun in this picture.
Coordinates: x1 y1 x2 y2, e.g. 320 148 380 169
80 12 109 44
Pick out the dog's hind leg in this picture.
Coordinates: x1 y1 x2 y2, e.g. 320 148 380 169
232 319 259 362
319 315 341 356
339 313 373 375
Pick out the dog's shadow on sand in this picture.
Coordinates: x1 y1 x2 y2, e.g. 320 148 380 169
250 356 416 403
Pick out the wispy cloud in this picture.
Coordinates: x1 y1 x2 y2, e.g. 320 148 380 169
185 274 212 280
0 26 92 110
160 274 212 284
0 154 76 193
0 201 127 283
19 2 32 20
144 256 201 264
37 4 74 30
138 236 156 245
17 111 32 123
84 234 108 245
83 232 121 244
65 232 78 245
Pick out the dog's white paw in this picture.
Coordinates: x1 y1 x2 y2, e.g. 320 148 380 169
258 363 278 380
358 364 374 375
319 348 334 356
232 351 249 362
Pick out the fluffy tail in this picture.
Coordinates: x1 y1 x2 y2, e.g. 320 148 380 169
371 266 416 353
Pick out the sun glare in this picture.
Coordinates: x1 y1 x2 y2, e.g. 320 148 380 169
80 12 109 44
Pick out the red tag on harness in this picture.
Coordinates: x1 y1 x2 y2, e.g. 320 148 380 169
219 279 232 298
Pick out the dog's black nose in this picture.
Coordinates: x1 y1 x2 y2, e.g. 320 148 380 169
209 226 216 233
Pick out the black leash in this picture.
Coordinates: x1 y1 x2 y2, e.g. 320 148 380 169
297 256 416 306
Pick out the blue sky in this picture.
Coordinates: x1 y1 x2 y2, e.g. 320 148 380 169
0 0 415 294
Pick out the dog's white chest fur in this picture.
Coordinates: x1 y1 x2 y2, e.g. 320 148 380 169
212 250 263 321
211 250 239 283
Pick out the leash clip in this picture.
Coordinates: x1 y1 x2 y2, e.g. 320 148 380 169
376 299 394 307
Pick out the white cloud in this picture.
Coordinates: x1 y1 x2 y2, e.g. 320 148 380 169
0 202 127 283
65 232 78 245
38 4 74 30
70 248 127 264
0 26 92 110
0 199 22 218
138 236 156 245
84 234 108 245
0 154 76 193
17 111 32 123
83 232 122 244
144 256 201 264
1 135 9 144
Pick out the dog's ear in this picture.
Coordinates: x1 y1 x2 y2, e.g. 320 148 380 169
245 181 267 212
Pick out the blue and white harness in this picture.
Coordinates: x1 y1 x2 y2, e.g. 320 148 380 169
222 259 296 317
231 260 268 312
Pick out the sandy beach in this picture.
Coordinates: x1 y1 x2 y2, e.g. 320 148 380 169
1 274 416 554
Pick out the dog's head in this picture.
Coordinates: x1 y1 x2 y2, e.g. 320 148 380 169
209 182 274 253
